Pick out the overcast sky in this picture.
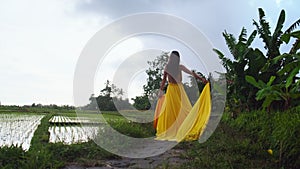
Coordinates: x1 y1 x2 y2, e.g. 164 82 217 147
0 0 299 106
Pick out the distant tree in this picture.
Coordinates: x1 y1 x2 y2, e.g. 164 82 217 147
86 94 98 110
143 52 169 99
113 97 133 110
130 52 169 110
85 80 131 111
131 95 151 110
129 52 169 110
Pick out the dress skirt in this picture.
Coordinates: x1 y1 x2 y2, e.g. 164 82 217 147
154 82 211 142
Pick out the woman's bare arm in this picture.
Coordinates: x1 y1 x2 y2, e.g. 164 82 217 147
180 64 207 83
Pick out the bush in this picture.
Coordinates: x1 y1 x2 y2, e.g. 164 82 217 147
0 146 26 168
224 107 300 168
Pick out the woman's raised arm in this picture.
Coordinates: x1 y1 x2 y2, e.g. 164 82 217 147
180 64 207 83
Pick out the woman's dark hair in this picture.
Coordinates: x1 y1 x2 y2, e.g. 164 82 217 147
166 50 180 81
171 51 180 57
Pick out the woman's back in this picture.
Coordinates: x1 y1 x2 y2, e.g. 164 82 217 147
166 69 182 84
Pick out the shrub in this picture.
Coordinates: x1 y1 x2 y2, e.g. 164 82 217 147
224 107 300 168
0 146 26 168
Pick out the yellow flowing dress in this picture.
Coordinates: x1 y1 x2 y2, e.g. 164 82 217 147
154 82 211 142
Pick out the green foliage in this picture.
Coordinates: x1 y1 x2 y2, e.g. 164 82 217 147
108 120 155 138
96 80 119 111
47 142 114 163
0 146 26 168
131 95 151 110
224 108 300 168
180 122 275 169
277 29 300 89
143 52 169 98
275 54 300 88
253 8 284 59
130 52 169 110
24 114 65 168
245 52 300 110
97 95 117 111
214 27 261 113
246 76 281 110
216 8 300 112
85 80 132 111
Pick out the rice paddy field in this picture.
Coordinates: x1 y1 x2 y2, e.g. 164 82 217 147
0 106 121 168
0 107 149 151
0 112 105 150
0 114 44 151
0 106 299 169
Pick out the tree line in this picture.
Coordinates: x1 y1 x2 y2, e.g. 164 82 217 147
84 52 208 111
85 8 299 114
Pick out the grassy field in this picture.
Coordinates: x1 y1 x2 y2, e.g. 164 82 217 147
0 106 299 168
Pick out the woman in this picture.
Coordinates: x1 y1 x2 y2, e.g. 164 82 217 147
154 50 211 142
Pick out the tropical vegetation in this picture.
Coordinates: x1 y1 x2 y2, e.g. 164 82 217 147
214 8 300 114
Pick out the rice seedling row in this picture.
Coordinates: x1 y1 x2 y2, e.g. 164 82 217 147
49 115 100 125
48 125 100 144
0 114 44 151
48 115 103 144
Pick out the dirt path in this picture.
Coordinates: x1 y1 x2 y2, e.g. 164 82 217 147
64 143 188 169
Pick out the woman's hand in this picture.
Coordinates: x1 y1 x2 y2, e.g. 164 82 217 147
192 71 208 84
203 79 209 84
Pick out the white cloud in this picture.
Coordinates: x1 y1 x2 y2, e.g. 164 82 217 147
276 0 282 7
0 0 108 105
93 33 214 103
0 0 299 105
93 37 144 100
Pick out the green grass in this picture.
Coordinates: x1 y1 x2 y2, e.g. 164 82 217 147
0 109 120 168
224 108 300 168
0 146 26 168
1 106 299 168
177 122 275 169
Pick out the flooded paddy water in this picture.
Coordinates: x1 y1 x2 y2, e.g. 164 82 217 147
48 116 101 144
0 114 101 150
0 114 44 151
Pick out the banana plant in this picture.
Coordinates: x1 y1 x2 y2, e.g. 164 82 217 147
253 8 285 59
273 53 300 88
246 76 279 110
279 30 300 86
215 8 300 112
213 27 265 112
245 75 300 111
282 18 300 54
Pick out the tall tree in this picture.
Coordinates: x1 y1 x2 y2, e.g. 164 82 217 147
214 27 263 112
131 52 169 110
245 9 300 110
143 52 169 100
253 8 286 84
215 8 300 112
85 80 130 111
